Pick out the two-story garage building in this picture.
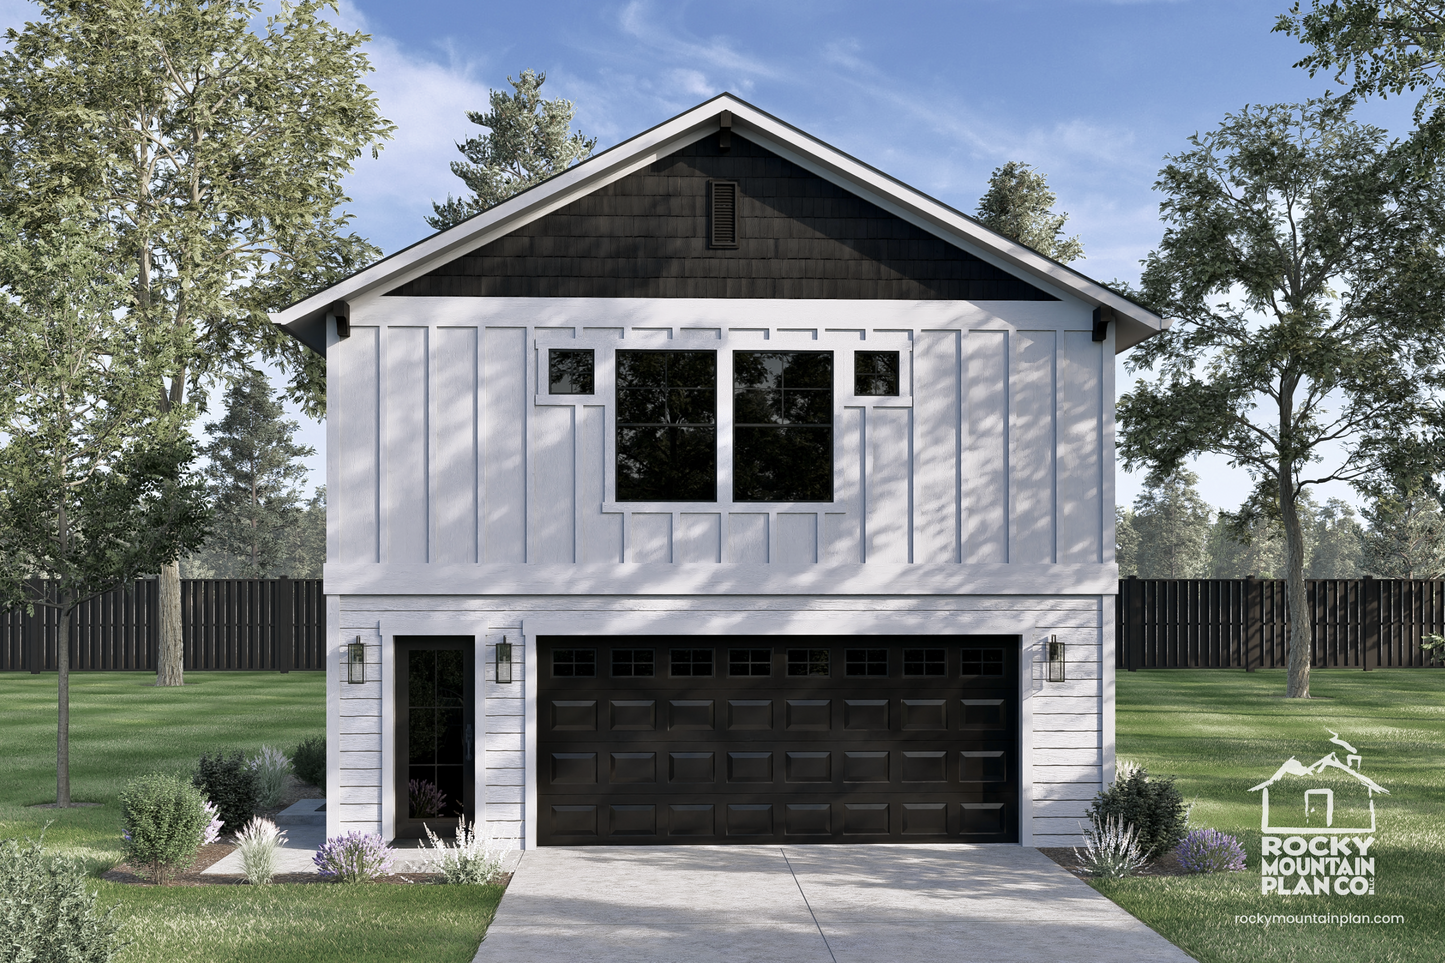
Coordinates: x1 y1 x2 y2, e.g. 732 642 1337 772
274 94 1163 851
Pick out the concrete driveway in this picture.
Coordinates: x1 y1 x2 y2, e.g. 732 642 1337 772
472 845 1195 963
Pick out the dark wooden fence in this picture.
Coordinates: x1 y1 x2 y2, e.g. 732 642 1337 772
1117 577 1445 670
1 579 324 672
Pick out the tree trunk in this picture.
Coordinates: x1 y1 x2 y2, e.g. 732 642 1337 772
155 560 184 686
57 600 71 806
1281 477 1312 698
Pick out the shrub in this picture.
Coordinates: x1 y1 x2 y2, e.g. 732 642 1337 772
235 817 287 885
1087 766 1187 862
248 746 290 810
313 832 393 883
0 834 121 962
424 818 510 885
290 734 326 792
1175 828 1247 874
408 779 446 818
194 752 259 834
1074 815 1148 879
119 773 210 884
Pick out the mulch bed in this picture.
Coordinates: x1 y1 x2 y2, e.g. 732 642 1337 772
1039 846 1192 879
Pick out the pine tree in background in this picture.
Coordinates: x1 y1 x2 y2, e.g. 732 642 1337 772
1132 470 1211 578
1308 499 1364 578
975 161 1084 263
192 371 315 579
1361 491 1445 578
1115 507 1139 577
427 69 596 230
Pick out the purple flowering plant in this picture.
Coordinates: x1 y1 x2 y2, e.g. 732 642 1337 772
313 831 394 882
1174 828 1247 874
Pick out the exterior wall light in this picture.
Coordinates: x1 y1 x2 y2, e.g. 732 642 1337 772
1047 634 1066 683
347 637 365 684
496 637 514 684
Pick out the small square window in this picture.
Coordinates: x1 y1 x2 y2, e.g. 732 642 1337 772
729 648 772 676
671 648 714 677
549 349 595 395
845 648 888 677
612 648 655 677
787 648 830 677
903 648 946 676
552 649 596 678
855 351 899 396
961 648 1005 676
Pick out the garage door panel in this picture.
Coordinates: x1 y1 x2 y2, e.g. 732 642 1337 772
538 635 1019 845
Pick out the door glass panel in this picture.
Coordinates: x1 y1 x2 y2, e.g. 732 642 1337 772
407 648 468 820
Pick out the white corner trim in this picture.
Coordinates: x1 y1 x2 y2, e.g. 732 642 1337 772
325 595 342 841
524 631 539 850
1019 627 1039 847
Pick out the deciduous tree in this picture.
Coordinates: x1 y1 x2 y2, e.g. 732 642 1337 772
428 68 595 230
1119 99 1445 698
0 0 393 685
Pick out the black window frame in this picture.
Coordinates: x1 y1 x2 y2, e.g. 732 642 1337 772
844 648 889 677
548 348 595 395
611 648 656 678
669 647 715 677
961 648 1006 677
615 350 718 503
733 350 834 503
551 648 596 678
786 648 831 677
728 647 772 677
854 350 900 396
903 648 947 677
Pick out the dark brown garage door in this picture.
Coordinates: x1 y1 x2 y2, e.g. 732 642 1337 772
536 635 1018 845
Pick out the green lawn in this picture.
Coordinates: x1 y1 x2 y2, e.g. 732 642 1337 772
1103 669 1445 963
0 672 502 963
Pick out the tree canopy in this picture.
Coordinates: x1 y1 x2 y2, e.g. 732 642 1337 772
1119 98 1445 697
428 68 595 231
975 161 1084 263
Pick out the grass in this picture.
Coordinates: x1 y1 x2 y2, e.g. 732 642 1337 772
1102 669 1445 963
0 672 504 963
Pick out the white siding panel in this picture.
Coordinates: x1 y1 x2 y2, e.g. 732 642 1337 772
867 407 911 563
338 752 381 770
675 513 722 563
486 784 525 803
823 407 863 563
1034 747 1102 766
483 327 526 562
386 326 429 564
339 716 380 735
965 330 1008 563
1033 766 1103 783
629 513 672 563
1034 800 1092 819
726 513 769 563
432 326 478 564
1034 730 1101 750
337 327 379 563
530 405 576 562
1011 330 1055 564
915 329 959 563
339 733 380 752
775 513 817 564
578 406 622 562
1034 782 1100 801
1059 331 1102 564
336 769 380 787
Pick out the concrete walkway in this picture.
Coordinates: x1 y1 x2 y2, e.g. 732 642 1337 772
472 845 1195 963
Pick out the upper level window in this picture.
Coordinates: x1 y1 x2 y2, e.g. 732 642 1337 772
733 351 833 501
549 349 594 394
855 351 899 396
616 351 717 501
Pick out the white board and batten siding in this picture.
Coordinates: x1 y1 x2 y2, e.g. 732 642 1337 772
323 295 1117 848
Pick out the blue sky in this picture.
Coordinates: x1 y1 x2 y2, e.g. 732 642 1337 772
2 0 1417 513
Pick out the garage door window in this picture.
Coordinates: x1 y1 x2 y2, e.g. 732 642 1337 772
961 649 1005 676
729 648 772 676
787 648 830 677
845 648 888 677
612 648 655 677
671 648 714 676
903 648 946 676
552 649 596 677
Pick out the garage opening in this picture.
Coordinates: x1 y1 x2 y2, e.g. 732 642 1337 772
536 635 1018 845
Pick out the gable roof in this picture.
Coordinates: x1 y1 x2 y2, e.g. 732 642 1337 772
271 93 1165 355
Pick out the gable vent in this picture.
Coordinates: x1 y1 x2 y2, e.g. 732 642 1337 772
709 180 738 249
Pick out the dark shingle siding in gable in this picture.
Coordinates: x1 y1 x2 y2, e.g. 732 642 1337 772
387 135 1056 301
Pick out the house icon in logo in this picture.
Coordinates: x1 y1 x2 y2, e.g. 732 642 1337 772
1249 731 1388 835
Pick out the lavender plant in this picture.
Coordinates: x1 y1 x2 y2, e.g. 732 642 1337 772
1074 815 1148 879
235 817 287 884
313 832 393 883
423 818 511 884
201 800 223 845
248 746 290 810
408 779 446 818
1174 828 1247 874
